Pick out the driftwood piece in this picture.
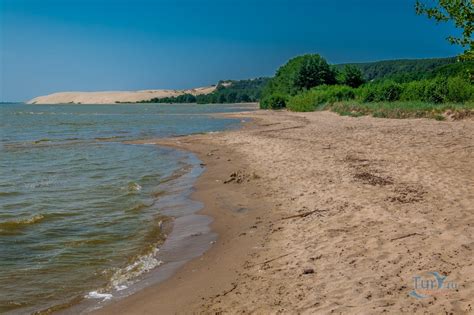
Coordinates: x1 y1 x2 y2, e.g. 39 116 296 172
390 233 422 241
246 252 294 268
281 209 328 220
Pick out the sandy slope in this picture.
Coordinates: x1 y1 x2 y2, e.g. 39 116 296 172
94 110 473 314
27 86 217 104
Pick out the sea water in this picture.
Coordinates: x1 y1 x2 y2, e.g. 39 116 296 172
0 103 252 313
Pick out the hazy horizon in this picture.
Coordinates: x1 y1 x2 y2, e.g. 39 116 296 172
1 0 462 102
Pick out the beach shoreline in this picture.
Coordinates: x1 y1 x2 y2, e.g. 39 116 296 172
93 110 473 314
0 103 258 314
90 113 272 314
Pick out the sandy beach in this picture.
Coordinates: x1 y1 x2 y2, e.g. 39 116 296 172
4 0 473 313
93 110 474 314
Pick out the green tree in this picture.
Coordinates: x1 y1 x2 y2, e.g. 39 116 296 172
339 65 365 88
239 93 251 102
218 93 227 103
260 93 287 109
294 55 337 90
260 54 337 108
415 0 473 60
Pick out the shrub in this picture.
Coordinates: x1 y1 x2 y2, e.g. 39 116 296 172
339 65 365 88
401 80 427 101
357 85 378 102
327 100 473 120
357 81 403 102
260 93 288 109
375 81 403 102
399 76 473 103
446 76 473 103
328 85 356 102
287 85 356 111
424 77 448 103
286 91 318 112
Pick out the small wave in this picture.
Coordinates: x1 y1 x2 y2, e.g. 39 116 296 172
84 291 113 302
14 111 45 115
95 136 125 141
63 238 109 247
23 178 66 189
0 191 21 197
110 248 163 289
126 202 150 212
33 138 51 144
0 214 45 231
142 218 167 244
59 122 96 126
3 140 84 151
127 182 142 192
140 174 160 182
158 164 193 185
151 190 166 198
33 138 86 145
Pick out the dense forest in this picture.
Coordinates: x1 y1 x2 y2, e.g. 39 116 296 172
335 57 470 82
139 78 269 104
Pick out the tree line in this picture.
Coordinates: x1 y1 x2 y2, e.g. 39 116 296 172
139 78 269 104
260 53 473 110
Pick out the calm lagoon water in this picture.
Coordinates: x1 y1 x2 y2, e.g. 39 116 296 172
0 103 251 313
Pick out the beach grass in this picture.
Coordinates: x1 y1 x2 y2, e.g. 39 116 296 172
319 101 474 120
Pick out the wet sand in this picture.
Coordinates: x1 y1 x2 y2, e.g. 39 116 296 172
93 110 473 314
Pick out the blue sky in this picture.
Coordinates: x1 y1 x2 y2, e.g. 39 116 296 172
0 0 462 101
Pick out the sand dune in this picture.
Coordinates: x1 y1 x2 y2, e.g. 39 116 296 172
27 85 217 104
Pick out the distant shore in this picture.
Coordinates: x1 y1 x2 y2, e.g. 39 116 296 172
93 110 473 314
26 86 218 104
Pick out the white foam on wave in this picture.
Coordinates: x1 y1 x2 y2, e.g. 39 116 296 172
115 285 128 291
110 248 163 289
85 291 113 301
127 182 142 192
